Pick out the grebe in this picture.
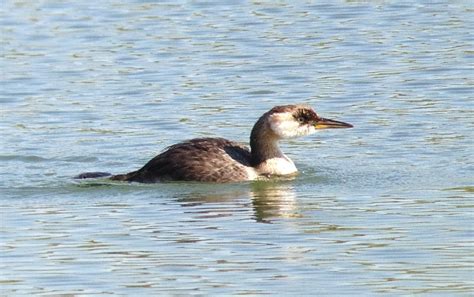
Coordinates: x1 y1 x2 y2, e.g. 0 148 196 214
75 104 352 183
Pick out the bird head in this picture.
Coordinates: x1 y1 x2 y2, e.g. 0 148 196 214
266 104 353 139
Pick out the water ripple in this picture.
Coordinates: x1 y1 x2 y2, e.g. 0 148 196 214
1 1 473 295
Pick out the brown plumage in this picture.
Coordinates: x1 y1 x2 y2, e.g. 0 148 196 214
75 104 352 183
110 138 252 183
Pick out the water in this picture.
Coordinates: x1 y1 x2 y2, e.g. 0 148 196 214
1 1 473 295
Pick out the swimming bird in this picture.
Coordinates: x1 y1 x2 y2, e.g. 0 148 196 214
75 104 352 183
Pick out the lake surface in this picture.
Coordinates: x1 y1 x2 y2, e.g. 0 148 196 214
1 1 473 295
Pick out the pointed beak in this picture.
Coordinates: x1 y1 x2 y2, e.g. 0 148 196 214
314 117 353 129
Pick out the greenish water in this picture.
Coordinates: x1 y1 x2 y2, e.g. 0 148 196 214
1 1 473 295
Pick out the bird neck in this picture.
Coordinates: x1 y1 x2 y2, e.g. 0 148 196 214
250 115 279 163
250 116 297 176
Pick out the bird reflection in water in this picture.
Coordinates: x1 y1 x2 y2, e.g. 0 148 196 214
174 181 299 223
250 181 299 223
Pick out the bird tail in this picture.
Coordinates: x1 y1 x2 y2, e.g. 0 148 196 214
108 171 138 181
74 172 112 179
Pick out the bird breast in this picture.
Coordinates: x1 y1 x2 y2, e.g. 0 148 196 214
256 156 298 176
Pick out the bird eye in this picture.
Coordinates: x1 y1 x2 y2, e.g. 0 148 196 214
297 117 305 123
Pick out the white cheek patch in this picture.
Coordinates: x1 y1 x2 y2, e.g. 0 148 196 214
269 114 317 138
272 121 300 138
269 114 300 138
296 124 316 137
